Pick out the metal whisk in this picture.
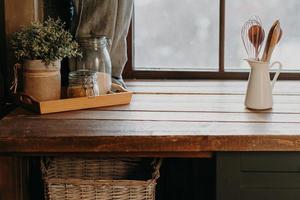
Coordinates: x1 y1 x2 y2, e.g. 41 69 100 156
241 16 265 60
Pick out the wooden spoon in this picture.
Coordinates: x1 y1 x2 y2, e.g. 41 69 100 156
248 25 265 60
264 22 281 62
262 20 281 62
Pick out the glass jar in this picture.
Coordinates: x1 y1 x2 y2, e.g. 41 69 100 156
67 70 99 98
76 36 112 95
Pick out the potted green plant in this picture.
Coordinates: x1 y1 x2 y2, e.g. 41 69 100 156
10 17 81 101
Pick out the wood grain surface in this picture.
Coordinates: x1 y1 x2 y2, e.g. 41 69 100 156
2 80 300 155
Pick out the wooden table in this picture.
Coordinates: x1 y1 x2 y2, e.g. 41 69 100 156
2 80 300 155
2 80 300 200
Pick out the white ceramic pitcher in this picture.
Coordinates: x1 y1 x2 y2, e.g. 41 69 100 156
245 59 282 110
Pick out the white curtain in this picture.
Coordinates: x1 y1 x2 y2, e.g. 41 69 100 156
72 0 134 86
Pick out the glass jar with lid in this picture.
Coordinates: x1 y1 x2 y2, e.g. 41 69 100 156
76 36 112 95
67 70 99 98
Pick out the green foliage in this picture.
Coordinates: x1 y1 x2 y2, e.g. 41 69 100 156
10 17 81 65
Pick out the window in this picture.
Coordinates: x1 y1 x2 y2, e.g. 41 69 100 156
135 0 219 71
226 0 300 71
124 0 300 79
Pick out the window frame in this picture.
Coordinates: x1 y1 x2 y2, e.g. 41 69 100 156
123 0 300 80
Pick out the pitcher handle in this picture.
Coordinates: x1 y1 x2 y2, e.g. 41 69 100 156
270 61 282 89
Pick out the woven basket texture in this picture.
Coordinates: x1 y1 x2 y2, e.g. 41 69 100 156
42 157 161 200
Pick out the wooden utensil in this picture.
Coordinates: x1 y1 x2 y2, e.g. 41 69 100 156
262 20 279 61
264 23 281 62
262 20 282 62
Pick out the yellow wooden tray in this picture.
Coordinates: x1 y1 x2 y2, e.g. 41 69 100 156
14 83 133 114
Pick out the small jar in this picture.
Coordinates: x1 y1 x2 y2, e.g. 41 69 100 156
67 70 99 98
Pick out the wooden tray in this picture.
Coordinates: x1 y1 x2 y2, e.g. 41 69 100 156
14 83 133 114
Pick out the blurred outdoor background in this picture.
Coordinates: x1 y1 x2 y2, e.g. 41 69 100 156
134 0 300 71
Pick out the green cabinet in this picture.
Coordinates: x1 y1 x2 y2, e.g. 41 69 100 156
217 152 300 200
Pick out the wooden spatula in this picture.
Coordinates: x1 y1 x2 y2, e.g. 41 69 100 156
262 20 282 62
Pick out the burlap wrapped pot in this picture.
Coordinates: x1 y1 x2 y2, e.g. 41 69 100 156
23 60 61 101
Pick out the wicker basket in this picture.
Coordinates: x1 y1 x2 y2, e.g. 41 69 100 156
41 158 162 200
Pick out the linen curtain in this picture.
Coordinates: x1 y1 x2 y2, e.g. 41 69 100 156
72 0 133 87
